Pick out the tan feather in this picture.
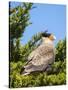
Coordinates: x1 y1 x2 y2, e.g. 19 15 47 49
22 37 55 75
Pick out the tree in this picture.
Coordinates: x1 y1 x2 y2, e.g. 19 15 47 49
9 2 66 87
10 38 66 88
9 2 33 61
55 38 66 61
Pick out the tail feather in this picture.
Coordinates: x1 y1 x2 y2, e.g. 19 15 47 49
20 66 30 76
22 71 30 76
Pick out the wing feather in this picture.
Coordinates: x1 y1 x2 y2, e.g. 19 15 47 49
27 43 54 66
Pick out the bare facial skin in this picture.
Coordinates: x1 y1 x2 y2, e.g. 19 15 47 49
48 34 56 41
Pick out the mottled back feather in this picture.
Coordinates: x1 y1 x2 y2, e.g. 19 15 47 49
23 38 55 74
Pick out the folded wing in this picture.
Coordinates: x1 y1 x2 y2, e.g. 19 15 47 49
23 43 55 73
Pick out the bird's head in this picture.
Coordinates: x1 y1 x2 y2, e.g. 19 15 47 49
41 30 56 41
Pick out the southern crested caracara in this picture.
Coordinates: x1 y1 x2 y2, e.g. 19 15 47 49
21 31 56 75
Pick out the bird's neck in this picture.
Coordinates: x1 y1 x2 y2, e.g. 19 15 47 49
42 37 53 44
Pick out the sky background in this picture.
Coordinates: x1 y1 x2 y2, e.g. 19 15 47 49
10 2 66 45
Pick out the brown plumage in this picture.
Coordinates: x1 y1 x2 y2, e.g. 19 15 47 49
21 32 56 75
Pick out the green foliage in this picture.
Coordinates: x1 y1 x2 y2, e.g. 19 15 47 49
55 39 66 61
9 2 33 39
9 2 33 61
10 38 66 88
9 2 66 88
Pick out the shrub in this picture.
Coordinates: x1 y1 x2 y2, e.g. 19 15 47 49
10 39 66 88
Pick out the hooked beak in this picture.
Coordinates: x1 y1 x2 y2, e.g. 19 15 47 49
53 36 56 40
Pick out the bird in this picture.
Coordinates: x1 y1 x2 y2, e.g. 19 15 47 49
21 31 56 75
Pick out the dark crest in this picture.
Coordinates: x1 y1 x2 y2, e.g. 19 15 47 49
41 30 51 37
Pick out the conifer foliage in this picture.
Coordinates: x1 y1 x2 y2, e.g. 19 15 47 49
9 2 66 88
9 2 33 61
